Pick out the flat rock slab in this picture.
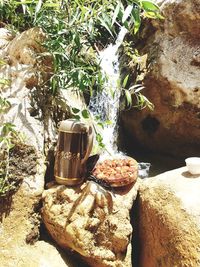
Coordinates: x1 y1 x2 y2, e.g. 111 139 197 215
42 181 138 267
138 167 200 267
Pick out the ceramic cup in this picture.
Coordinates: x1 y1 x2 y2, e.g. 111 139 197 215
185 157 200 175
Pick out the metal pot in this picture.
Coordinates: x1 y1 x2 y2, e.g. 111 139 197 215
54 119 93 186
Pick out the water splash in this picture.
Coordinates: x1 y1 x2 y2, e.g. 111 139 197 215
89 27 127 156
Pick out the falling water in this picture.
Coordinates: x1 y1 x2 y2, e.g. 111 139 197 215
89 28 152 177
89 27 127 157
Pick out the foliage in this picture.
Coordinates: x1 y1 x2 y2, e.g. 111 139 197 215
120 36 158 111
0 97 23 197
0 0 162 96
0 0 162 151
122 75 154 110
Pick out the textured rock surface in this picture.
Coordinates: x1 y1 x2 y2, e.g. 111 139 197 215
0 27 80 267
42 181 139 267
0 27 55 151
121 0 200 157
138 167 200 267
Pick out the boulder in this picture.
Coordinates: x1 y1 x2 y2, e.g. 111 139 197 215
138 167 200 267
42 181 139 267
0 26 82 267
121 0 200 157
0 27 56 151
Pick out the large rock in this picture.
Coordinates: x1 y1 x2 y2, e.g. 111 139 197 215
121 0 200 157
0 27 57 151
0 26 83 267
138 167 200 267
42 181 138 267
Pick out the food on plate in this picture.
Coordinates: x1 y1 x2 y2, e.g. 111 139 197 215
92 158 138 187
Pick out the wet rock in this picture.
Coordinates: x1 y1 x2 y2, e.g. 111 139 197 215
138 167 200 267
42 181 139 267
121 0 200 157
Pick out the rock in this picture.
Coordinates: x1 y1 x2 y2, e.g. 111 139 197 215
0 27 55 151
42 181 139 267
138 167 200 267
0 26 83 267
7 27 45 66
0 237 79 267
121 0 200 157
0 28 14 50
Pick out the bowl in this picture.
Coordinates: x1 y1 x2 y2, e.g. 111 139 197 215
185 157 200 175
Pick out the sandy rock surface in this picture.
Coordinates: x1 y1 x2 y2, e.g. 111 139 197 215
42 181 139 267
138 167 200 267
121 0 200 157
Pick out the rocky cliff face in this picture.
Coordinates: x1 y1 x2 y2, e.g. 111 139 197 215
120 0 200 157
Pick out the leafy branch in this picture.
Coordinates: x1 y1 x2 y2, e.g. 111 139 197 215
121 75 154 110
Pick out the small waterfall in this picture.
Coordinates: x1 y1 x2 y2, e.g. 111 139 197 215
89 27 127 157
89 28 151 178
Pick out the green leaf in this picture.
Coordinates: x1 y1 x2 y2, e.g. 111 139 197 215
0 59 6 66
72 107 80 114
96 133 103 143
73 115 80 120
81 109 90 119
112 2 121 26
97 122 104 129
105 120 112 125
129 84 145 92
98 17 113 37
15 1 32 5
43 3 59 8
123 74 129 88
144 11 164 19
125 90 132 107
141 1 159 12
141 94 154 110
74 33 80 47
132 7 141 34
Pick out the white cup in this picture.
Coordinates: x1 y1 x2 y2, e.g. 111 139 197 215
185 157 200 175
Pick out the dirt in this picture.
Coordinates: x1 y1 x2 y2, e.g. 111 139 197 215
0 143 38 202
0 143 41 265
